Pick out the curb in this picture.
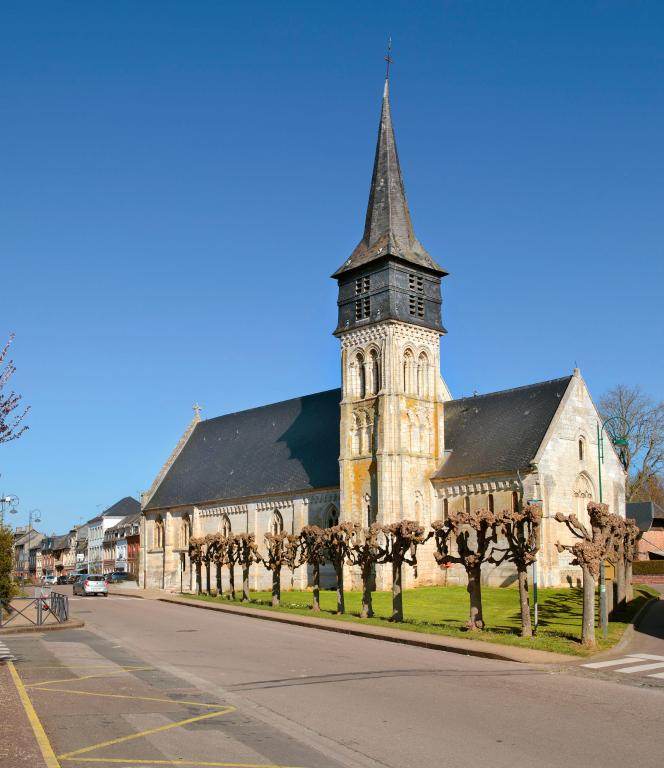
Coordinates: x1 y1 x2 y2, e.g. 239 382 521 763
128 592 570 665
0 618 85 636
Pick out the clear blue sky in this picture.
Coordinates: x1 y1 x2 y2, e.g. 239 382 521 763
2 1 663 533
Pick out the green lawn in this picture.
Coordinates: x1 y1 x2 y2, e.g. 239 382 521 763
184 584 658 656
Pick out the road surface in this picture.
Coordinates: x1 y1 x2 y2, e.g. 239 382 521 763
4 589 664 768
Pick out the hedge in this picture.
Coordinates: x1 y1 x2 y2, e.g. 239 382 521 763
633 560 664 575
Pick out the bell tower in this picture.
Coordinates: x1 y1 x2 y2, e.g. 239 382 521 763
333 79 449 531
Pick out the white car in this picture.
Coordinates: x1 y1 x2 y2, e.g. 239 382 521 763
72 574 108 597
42 575 58 586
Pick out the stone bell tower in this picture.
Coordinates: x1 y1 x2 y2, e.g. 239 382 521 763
333 79 449 533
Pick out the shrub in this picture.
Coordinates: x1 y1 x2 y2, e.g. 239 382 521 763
632 560 664 575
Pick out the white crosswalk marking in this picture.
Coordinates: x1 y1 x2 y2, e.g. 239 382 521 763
581 654 664 680
0 641 14 661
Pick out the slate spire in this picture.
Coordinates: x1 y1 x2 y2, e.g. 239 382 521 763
333 79 446 277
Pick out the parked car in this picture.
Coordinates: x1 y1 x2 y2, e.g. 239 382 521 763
42 574 57 586
56 575 68 585
108 572 131 582
72 574 108 597
66 573 81 584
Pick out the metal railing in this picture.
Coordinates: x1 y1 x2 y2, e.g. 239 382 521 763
0 590 69 628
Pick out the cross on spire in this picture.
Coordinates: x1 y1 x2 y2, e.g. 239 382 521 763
193 402 202 419
384 37 393 81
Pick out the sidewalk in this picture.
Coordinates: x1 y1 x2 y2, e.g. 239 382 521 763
109 586 572 665
0 663 54 768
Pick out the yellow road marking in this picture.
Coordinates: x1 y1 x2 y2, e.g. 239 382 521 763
7 661 61 768
57 705 235 759
60 759 304 767
27 667 153 687
30 684 228 709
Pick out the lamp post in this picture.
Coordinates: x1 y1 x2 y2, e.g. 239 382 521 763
0 494 19 526
26 509 42 583
596 417 630 640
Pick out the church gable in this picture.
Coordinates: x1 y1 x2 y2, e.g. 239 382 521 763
144 389 341 511
435 376 573 481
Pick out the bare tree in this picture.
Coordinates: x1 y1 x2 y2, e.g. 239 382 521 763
379 521 427 622
234 533 261 602
555 502 616 646
432 509 498 631
299 525 326 611
188 537 205 595
348 523 383 618
323 522 355 615
0 334 30 445
600 385 664 501
263 531 299 607
209 533 226 597
203 534 216 595
489 505 542 637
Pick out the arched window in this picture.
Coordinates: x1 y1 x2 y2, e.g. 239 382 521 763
154 517 164 549
574 473 595 522
327 505 339 528
464 496 471 514
403 349 414 394
221 514 232 537
417 352 429 397
369 349 380 395
488 494 494 514
180 514 191 549
578 437 585 461
270 510 284 535
355 352 366 399
511 491 520 513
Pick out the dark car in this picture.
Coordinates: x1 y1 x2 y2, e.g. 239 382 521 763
56 575 68 585
66 573 81 584
108 572 130 582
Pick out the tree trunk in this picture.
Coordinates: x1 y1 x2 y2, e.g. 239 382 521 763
581 565 596 646
242 564 250 602
466 565 484 630
360 564 373 619
625 560 633 602
391 559 403 622
216 562 222 597
205 562 212 596
272 567 281 607
517 568 532 638
335 562 345 614
228 563 236 601
312 563 320 612
195 563 202 595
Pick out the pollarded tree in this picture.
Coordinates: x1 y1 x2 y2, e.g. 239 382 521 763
323 522 355 615
234 533 261 602
188 537 205 595
431 509 498 631
555 502 614 646
348 523 383 619
623 519 640 603
203 534 216 595
209 533 226 597
489 505 542 637
380 520 428 622
299 525 327 611
263 531 299 607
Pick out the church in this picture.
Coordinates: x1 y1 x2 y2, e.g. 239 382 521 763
139 78 626 593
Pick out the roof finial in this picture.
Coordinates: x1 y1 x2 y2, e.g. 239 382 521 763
193 402 202 419
384 36 393 85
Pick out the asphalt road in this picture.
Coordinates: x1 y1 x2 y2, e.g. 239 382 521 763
5 589 664 768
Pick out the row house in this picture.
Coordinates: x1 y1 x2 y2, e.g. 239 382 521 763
89 497 140 574
103 511 141 576
13 528 44 582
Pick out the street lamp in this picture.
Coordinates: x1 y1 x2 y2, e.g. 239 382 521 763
596 416 630 639
26 509 42 582
0 494 19 526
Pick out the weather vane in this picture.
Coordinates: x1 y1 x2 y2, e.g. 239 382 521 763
384 37 393 81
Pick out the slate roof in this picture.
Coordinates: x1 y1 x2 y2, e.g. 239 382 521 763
627 501 664 532
145 389 342 511
103 497 140 519
435 376 573 480
333 81 446 278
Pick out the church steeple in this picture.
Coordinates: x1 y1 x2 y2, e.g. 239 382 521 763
333 80 447 278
